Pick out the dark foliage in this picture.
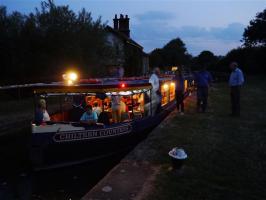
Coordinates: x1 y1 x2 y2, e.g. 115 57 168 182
191 50 220 71
243 8 266 47
220 46 266 74
149 38 192 71
0 0 114 84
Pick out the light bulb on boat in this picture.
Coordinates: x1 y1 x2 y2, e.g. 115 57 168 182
69 73 77 81
163 84 169 90
63 71 78 85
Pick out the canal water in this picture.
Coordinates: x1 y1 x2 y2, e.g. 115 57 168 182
0 132 131 200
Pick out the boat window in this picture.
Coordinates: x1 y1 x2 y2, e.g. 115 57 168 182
101 90 152 123
34 89 152 126
161 80 176 106
161 82 170 106
170 82 176 101
184 80 188 92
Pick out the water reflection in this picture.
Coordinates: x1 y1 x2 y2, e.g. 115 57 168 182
0 149 127 200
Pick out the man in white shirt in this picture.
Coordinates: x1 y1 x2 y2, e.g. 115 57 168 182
149 67 161 115
229 62 244 116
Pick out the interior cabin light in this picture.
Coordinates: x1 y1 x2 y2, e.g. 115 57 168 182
119 91 132 96
172 66 178 71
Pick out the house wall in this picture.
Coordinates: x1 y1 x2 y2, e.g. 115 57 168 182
106 33 125 66
106 30 148 76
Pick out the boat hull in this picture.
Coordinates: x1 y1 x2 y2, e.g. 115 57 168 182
31 101 176 170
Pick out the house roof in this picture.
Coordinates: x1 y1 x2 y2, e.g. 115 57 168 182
106 26 143 50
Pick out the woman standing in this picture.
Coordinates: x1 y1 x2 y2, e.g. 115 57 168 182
174 70 185 115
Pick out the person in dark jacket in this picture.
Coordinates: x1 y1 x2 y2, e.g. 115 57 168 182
174 70 185 115
194 67 213 113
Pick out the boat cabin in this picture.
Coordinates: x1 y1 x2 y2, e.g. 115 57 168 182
31 77 177 134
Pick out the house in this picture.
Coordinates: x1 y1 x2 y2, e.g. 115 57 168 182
105 14 149 76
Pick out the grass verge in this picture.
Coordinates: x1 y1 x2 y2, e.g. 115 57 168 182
140 76 266 200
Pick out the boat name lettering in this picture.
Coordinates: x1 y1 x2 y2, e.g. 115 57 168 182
54 123 132 142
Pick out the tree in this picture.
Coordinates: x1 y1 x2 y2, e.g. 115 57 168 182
194 50 219 70
149 38 191 71
149 48 164 69
221 47 266 74
162 38 191 68
243 8 266 47
0 1 114 84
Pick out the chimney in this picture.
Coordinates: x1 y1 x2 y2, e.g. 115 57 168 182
113 14 119 30
118 14 130 38
124 15 130 37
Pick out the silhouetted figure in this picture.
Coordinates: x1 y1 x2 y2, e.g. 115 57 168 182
174 70 185 115
98 112 111 125
229 62 244 116
194 67 213 113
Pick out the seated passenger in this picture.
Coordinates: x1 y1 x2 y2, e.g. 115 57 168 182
93 102 102 116
35 99 50 125
98 111 111 125
120 100 130 121
70 105 84 122
80 105 98 125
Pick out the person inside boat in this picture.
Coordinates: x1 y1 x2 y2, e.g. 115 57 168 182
120 97 130 121
80 105 98 125
35 99 50 125
93 101 102 116
111 95 122 123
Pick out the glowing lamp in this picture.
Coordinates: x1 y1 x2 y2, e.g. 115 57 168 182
69 72 77 81
170 82 175 87
67 80 73 85
163 84 169 90
62 71 78 85
121 83 126 88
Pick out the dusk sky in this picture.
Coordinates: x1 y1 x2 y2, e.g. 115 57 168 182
2 0 266 56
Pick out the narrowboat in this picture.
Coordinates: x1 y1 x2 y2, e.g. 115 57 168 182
30 72 193 170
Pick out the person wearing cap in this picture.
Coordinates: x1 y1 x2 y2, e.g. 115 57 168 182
35 99 50 125
194 67 213 113
80 105 98 125
229 62 244 116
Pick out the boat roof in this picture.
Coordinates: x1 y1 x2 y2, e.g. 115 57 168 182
34 81 150 94
0 76 174 94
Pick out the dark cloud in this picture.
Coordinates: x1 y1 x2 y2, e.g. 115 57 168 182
131 17 245 55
